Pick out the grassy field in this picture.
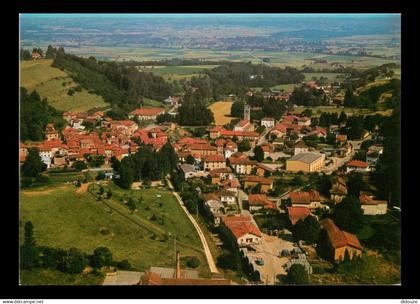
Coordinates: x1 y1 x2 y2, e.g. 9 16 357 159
20 183 211 280
20 59 108 112
20 269 105 286
143 97 165 108
269 84 298 93
293 106 393 117
303 72 345 82
309 255 400 285
141 65 216 82
208 101 234 125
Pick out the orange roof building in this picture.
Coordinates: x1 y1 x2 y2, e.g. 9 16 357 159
320 218 363 262
221 215 262 247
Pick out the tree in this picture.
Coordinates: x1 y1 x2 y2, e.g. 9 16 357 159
107 190 113 199
301 109 313 117
347 172 366 196
20 244 41 269
250 183 262 194
96 172 106 181
90 247 113 268
21 148 46 177
57 248 88 274
115 259 131 270
338 111 347 125
286 264 309 284
45 45 56 59
72 161 88 171
345 116 365 140
186 256 200 268
293 215 321 245
126 197 136 211
253 145 265 162
40 246 65 269
24 221 36 246
238 140 251 152
230 100 245 118
186 155 195 165
20 48 32 60
117 157 135 189
333 195 364 233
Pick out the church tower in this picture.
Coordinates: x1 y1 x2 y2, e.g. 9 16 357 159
244 104 251 121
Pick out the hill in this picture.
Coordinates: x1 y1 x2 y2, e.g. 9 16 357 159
20 183 211 284
20 59 108 112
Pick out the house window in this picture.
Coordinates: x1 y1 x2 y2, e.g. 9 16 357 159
246 238 253 243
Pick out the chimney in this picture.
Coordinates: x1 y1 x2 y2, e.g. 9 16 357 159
175 251 181 279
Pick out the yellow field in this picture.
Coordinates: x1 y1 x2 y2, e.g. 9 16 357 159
20 59 108 112
208 101 234 125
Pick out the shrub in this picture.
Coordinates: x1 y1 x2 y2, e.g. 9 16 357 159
186 256 200 268
21 177 33 188
89 247 113 268
115 259 131 270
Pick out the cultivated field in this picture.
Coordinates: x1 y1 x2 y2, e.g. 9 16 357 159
141 65 217 82
208 101 234 125
49 46 400 70
293 106 393 117
20 183 211 280
20 59 108 112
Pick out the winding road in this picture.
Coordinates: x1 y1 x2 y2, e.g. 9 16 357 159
166 178 219 274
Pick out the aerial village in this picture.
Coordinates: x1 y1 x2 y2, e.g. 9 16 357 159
19 74 393 285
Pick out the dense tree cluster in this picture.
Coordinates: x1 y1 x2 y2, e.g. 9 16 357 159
52 52 173 112
20 221 131 273
230 96 287 120
343 79 400 109
20 48 32 60
371 108 400 206
45 45 65 59
20 88 65 141
289 86 329 107
206 63 304 94
113 142 178 189
293 215 321 245
21 148 47 178
177 91 214 126
333 195 364 234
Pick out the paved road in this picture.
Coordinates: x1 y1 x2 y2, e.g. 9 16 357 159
166 178 219 274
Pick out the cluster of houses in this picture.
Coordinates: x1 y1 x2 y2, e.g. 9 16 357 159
19 86 390 283
19 107 171 169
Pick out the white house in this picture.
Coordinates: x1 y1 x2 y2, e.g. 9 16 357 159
261 117 275 128
179 164 197 179
359 194 388 215
222 215 262 247
346 160 370 173
219 190 237 205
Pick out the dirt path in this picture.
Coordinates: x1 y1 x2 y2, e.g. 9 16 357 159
76 182 91 193
166 178 219 274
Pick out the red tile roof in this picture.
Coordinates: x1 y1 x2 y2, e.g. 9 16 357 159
359 194 387 205
347 160 369 168
242 175 273 185
130 107 165 116
320 218 362 250
237 120 250 127
219 130 259 137
204 154 225 162
287 206 311 225
223 215 262 239
228 157 257 166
